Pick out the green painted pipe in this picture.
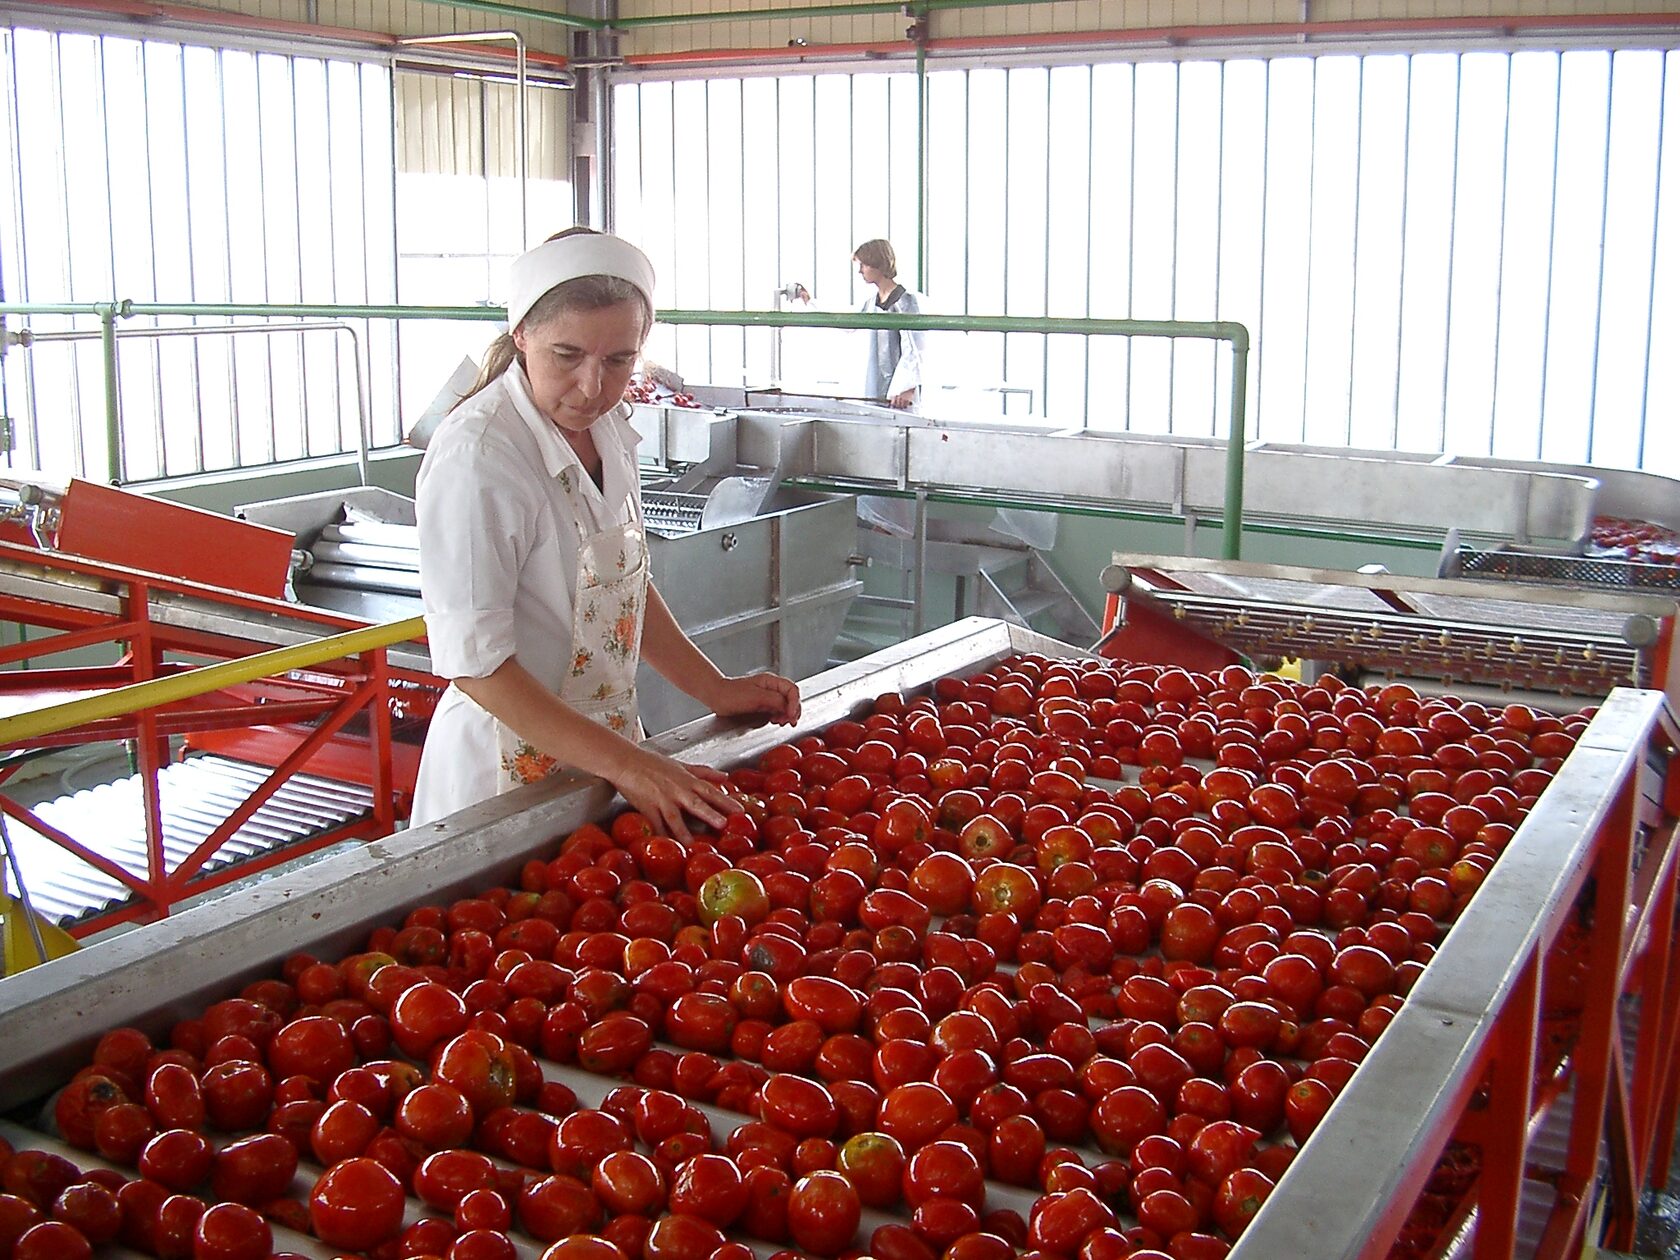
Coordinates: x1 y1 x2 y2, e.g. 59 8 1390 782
787 477 1441 550
0 300 1252 559
98 305 122 485
915 30 929 292
0 616 427 748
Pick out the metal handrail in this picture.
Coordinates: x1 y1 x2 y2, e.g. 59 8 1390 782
1231 686 1680 1258
0 300 1253 558
8 320 373 488
0 616 426 749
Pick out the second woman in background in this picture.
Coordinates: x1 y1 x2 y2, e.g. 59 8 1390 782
854 238 925 411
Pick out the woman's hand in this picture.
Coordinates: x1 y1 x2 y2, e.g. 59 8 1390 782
610 745 740 844
706 671 802 726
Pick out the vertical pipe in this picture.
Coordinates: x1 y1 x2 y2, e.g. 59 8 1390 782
915 21 929 291
912 489 928 637
99 303 123 483
1223 334 1248 560
516 35 528 249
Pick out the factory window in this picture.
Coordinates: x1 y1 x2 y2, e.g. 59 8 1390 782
0 26 400 482
0 28 568 484
614 48 1679 475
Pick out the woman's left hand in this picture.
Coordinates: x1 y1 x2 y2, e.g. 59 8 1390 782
707 672 802 726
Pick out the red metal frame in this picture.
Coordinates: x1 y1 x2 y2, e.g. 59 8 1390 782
0 539 438 936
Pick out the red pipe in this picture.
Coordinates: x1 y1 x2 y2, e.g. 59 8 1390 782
623 10 1680 67
25 0 570 69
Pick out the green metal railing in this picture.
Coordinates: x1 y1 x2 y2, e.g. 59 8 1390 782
0 299 1253 558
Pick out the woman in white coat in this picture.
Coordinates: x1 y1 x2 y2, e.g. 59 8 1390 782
855 238 925 410
410 229 800 838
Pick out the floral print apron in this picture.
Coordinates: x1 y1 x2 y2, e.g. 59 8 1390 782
496 470 650 790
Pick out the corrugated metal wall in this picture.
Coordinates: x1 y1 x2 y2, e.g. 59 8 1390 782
120 0 1680 61
172 0 572 56
613 0 1680 56
394 73 569 179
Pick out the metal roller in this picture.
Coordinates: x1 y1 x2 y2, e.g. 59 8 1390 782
318 521 421 549
305 562 422 596
308 540 422 571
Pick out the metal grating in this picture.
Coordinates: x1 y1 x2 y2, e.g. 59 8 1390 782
2 754 373 928
1458 547 1680 594
641 490 708 538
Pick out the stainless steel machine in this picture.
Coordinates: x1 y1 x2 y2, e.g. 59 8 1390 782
237 474 862 734
1099 553 1680 709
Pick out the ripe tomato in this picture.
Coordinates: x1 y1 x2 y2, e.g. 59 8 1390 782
668 1153 749 1227
517 1174 601 1242
414 1148 499 1212
759 1074 840 1139
211 1133 298 1205
788 1170 861 1255
144 1062 206 1131
138 1128 215 1191
903 1139 984 1208
14 1220 93 1260
592 1150 666 1216
193 1202 272 1260
267 1015 356 1082
48 1183 120 1245
433 1030 519 1117
642 1211 726 1260
308 1158 405 1251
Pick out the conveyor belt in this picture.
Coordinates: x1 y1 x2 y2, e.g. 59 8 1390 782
2 754 373 929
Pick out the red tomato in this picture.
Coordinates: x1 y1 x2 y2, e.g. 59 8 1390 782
432 1030 519 1117
49 1183 120 1245
759 1074 840 1139
210 1133 298 1205
193 1202 273 1260
267 1015 356 1082
642 1211 726 1260
200 1060 274 1131
517 1174 602 1242
308 1158 405 1251
144 1063 206 1131
788 1170 862 1256
903 1139 984 1208
139 1128 216 1192
14 1220 93 1260
592 1150 667 1216
668 1153 749 1227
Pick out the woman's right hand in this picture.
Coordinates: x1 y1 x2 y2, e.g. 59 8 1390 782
609 745 741 843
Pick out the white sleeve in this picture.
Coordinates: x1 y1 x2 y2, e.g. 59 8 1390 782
417 434 539 680
886 289 925 395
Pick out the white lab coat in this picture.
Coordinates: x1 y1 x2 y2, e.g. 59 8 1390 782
410 366 644 827
862 286 925 403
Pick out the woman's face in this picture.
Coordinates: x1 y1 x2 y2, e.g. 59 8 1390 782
856 257 888 288
513 301 645 432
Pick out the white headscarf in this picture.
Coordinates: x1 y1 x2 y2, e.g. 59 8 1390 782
507 233 656 331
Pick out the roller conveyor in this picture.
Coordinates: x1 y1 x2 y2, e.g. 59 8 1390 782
1102 554 1679 702
0 620 1672 1260
2 753 374 928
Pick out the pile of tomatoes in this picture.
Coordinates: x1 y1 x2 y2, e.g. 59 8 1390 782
0 654 1588 1260
1589 515 1680 567
622 379 701 409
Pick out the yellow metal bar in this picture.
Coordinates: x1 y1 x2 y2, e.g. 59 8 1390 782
0 617 427 748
